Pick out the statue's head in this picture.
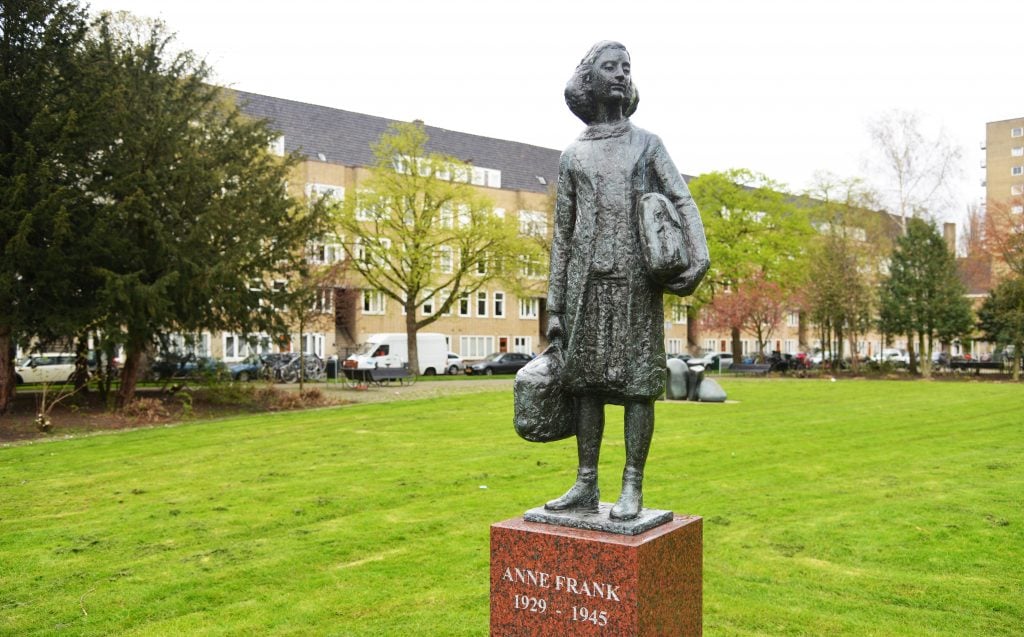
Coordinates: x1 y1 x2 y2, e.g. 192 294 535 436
565 40 639 125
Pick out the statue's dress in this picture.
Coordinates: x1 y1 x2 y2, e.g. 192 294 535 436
547 120 701 403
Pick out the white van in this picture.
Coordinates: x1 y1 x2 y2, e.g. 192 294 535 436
344 333 448 376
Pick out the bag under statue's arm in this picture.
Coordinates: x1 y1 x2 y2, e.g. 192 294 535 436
650 136 709 297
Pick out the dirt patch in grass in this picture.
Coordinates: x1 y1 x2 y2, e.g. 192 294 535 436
0 383 345 443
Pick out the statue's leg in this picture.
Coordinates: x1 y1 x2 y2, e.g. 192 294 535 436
610 399 654 520
545 396 604 512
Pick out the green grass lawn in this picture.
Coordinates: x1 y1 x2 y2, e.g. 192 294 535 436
1 379 1021 636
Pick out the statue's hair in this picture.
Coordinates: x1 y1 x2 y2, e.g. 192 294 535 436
565 40 639 125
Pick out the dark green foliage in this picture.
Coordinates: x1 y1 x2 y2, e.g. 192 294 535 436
977 276 1024 381
0 4 329 409
878 218 973 377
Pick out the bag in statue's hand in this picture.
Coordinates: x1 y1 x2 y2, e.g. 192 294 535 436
513 346 576 443
637 192 688 284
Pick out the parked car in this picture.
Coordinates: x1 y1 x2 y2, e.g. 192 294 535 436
872 348 909 367
228 354 264 382
466 352 533 376
705 352 734 370
13 353 77 385
149 354 225 381
445 352 466 376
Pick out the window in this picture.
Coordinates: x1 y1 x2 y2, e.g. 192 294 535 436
438 290 452 316
305 183 344 203
1013 127 1024 138
355 190 378 221
458 293 470 317
493 207 505 220
307 239 344 264
476 256 488 275
787 311 799 327
519 210 547 237
457 204 472 228
460 336 494 358
438 246 453 273
1013 147 1024 157
362 290 386 315
270 135 285 156
223 333 250 361
422 291 434 316
703 339 716 354
669 301 687 324
471 167 486 186
476 291 488 317
439 204 454 228
1012 205 1024 214
784 339 796 354
519 297 539 319
1013 185 1024 196
519 255 544 278
300 333 325 358
312 287 334 314
1014 166 1024 176
513 336 532 354
494 291 505 318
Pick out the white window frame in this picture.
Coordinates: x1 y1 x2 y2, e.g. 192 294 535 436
305 183 344 203
476 291 488 317
1012 147 1024 157
513 336 532 355
300 333 325 358
1013 166 1023 176
519 297 539 319
438 246 453 273
787 311 799 327
270 135 285 156
1012 185 1024 196
361 289 386 315
493 291 506 318
458 293 471 317
1013 127 1024 138
421 290 434 316
669 301 687 324
518 210 548 238
460 335 495 358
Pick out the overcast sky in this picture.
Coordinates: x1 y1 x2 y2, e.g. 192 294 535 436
89 0 1023 224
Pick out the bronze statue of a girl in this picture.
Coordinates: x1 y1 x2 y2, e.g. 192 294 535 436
544 41 709 521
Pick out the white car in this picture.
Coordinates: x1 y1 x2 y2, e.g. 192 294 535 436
445 352 465 375
14 353 77 384
873 348 909 367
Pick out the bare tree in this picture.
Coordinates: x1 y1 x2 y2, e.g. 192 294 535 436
865 110 963 233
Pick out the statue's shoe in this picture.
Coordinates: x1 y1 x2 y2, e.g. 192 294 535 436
544 481 599 513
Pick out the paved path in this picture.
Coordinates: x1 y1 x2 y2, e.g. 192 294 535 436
317 378 514 405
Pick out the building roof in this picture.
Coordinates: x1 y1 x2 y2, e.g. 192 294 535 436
232 90 562 194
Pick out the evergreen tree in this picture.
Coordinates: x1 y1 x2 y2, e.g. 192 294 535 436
878 218 973 378
977 277 1024 382
0 0 91 412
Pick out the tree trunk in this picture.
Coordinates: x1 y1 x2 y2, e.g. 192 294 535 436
730 327 742 362
298 316 305 392
73 337 91 393
406 304 419 376
925 333 933 378
115 345 144 410
0 327 14 414
798 310 809 352
686 305 701 353
907 337 918 376
1014 340 1022 382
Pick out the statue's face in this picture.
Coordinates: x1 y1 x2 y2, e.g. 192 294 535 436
590 47 631 104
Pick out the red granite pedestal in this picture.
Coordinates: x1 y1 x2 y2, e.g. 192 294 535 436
490 515 702 637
